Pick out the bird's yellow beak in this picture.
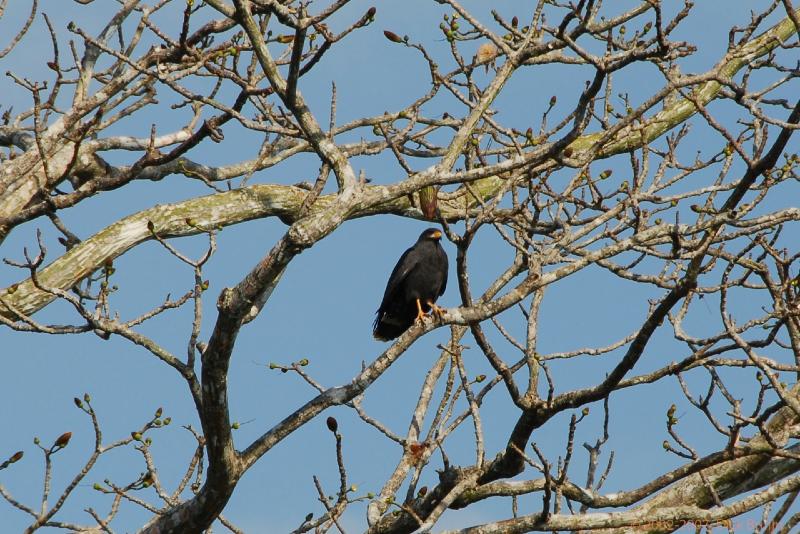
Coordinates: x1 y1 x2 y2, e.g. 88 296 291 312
432 230 442 239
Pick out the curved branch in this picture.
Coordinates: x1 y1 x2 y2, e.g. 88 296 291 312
0 177 506 321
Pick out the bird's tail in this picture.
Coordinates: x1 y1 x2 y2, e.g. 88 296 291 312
372 313 410 341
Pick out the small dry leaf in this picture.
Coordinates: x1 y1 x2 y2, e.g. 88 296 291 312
408 441 428 461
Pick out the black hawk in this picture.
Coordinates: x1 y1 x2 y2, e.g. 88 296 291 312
373 228 448 341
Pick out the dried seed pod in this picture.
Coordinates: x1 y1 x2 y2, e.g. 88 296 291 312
53 431 72 449
418 186 438 220
326 416 338 433
383 30 403 43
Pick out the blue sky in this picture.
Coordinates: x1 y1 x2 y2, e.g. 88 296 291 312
1 1 799 532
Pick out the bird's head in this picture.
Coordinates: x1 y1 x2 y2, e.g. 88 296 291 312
420 228 443 241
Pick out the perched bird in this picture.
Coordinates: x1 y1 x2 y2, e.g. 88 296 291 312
373 228 448 341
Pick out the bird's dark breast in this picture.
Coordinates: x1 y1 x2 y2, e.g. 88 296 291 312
403 260 445 306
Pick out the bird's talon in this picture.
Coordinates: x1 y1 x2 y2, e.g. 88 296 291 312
428 302 445 320
415 299 426 323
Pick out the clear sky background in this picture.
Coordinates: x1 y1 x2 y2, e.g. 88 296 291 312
1 1 798 532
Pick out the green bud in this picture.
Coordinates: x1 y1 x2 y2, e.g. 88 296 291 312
525 127 533 140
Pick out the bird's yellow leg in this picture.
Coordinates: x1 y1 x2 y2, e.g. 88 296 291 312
428 301 445 319
415 298 426 322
